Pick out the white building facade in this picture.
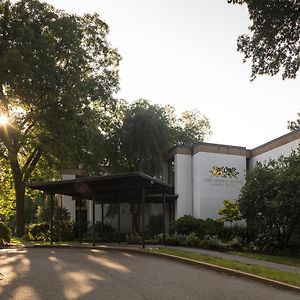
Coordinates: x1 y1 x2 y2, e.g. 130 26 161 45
165 130 300 220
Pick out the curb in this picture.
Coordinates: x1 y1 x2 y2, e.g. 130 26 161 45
3 244 300 294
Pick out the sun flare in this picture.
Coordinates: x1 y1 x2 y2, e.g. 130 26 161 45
0 115 9 126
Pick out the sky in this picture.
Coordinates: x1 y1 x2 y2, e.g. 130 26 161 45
46 0 300 149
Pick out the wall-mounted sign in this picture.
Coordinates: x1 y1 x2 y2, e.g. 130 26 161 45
209 166 239 178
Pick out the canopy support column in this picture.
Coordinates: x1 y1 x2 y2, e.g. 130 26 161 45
162 193 166 245
101 202 104 241
117 196 121 244
78 199 82 244
141 186 145 248
50 193 54 245
92 193 95 246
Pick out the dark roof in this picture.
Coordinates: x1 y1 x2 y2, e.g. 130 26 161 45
28 172 175 203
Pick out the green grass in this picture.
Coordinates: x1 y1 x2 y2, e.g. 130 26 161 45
10 237 78 246
228 250 300 268
149 247 300 288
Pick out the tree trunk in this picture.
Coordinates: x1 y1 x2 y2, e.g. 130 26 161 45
15 179 25 237
9 156 26 237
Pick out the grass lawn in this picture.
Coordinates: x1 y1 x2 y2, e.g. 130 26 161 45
228 250 300 268
10 237 77 246
149 247 300 288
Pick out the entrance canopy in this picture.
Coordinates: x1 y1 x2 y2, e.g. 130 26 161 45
28 172 176 247
28 172 175 202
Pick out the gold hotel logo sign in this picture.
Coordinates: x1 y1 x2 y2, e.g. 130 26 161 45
209 166 239 179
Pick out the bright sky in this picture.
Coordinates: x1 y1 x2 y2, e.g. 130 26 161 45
47 0 300 149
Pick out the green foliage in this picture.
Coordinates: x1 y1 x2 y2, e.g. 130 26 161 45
125 233 142 244
105 99 211 175
230 0 300 80
0 220 11 244
119 99 169 175
0 0 120 235
218 199 242 224
27 222 50 241
171 215 201 235
168 109 211 145
171 215 227 239
238 149 300 250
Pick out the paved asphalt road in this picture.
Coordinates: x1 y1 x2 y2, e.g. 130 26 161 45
0 248 299 300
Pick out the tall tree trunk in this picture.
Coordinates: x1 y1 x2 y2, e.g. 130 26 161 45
15 178 25 237
9 156 25 237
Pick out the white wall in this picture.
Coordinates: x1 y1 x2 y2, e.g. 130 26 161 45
61 174 76 221
193 152 246 220
174 154 193 218
250 139 300 168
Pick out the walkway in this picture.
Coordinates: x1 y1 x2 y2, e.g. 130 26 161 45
149 245 300 274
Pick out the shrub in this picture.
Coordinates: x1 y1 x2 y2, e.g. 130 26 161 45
200 218 225 238
84 222 117 242
203 235 225 249
53 207 74 241
35 204 74 242
170 215 201 235
184 232 201 246
27 222 50 241
238 150 300 250
126 233 142 244
165 233 186 245
0 221 11 244
227 237 243 249
171 215 228 239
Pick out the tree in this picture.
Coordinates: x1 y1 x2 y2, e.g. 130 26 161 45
218 199 241 225
119 99 169 176
104 99 211 233
229 0 300 80
238 149 300 249
165 107 211 146
106 99 211 176
0 0 120 236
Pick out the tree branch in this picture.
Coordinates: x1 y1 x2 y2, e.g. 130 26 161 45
22 148 42 184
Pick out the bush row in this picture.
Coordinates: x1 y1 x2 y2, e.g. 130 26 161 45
147 233 243 250
170 215 245 242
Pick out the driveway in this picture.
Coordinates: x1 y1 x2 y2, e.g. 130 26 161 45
0 248 299 300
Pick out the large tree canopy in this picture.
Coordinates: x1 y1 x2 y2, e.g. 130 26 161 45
0 0 120 235
105 99 211 176
229 0 300 80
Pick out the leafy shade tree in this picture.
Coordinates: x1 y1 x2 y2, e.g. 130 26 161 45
0 0 120 236
229 0 300 80
166 107 211 146
119 100 169 176
106 99 211 175
218 199 241 225
104 99 211 233
238 149 300 249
